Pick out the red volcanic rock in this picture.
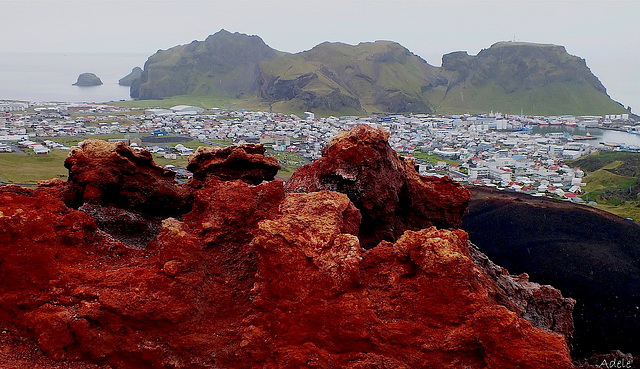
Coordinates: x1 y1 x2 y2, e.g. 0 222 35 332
248 192 573 368
63 139 191 215
0 138 576 368
187 143 280 186
181 179 285 247
285 124 470 248
0 180 284 368
78 203 164 249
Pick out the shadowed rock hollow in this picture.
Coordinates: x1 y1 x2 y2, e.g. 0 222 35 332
463 186 640 358
0 126 577 368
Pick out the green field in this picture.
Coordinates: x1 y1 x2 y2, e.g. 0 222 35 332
0 150 70 184
404 151 460 165
265 149 310 180
566 151 640 219
0 135 197 184
590 202 640 222
0 135 303 184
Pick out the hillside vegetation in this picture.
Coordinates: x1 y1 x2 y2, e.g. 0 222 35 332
571 151 640 205
258 41 442 115
125 31 627 116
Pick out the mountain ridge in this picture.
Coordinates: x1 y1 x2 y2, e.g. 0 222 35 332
129 30 627 116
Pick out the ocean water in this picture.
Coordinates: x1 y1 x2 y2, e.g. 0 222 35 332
531 125 640 147
0 52 149 103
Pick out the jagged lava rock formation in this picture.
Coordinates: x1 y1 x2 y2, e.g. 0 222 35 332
186 143 280 187
286 125 470 248
0 126 575 368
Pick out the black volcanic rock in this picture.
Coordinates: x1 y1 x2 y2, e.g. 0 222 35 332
462 186 640 357
73 73 102 86
118 67 143 86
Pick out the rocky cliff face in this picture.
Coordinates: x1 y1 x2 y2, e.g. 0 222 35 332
442 42 605 93
432 42 625 115
0 126 576 368
131 29 279 99
128 31 626 115
118 67 143 87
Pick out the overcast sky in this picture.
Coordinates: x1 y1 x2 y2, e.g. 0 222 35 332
2 0 639 111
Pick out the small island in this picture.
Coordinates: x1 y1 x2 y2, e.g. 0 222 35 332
73 72 103 86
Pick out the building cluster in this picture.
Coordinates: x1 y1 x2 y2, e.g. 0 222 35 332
0 101 636 201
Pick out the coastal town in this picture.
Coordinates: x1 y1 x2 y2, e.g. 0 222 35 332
0 100 636 203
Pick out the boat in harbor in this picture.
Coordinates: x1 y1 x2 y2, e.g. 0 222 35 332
600 142 620 148
626 126 640 135
572 133 597 140
619 144 640 152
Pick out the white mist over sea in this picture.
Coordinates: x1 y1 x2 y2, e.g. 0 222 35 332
0 52 149 103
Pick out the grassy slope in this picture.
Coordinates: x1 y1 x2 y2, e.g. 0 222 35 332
1 135 302 184
570 151 640 208
260 41 434 115
0 150 70 184
590 202 640 221
429 81 627 115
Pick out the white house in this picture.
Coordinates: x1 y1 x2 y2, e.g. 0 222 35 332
174 144 194 155
32 145 50 155
0 102 28 112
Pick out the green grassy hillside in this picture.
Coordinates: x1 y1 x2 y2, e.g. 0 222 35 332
571 152 640 206
435 41 627 115
259 41 442 115
129 31 626 116
430 81 627 115
131 30 279 100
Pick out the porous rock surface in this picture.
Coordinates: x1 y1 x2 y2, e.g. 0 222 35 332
186 143 280 187
286 124 470 248
0 126 576 368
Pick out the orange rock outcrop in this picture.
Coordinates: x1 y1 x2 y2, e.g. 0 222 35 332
0 126 575 368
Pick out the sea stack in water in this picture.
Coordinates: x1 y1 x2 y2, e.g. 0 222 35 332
73 72 103 86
